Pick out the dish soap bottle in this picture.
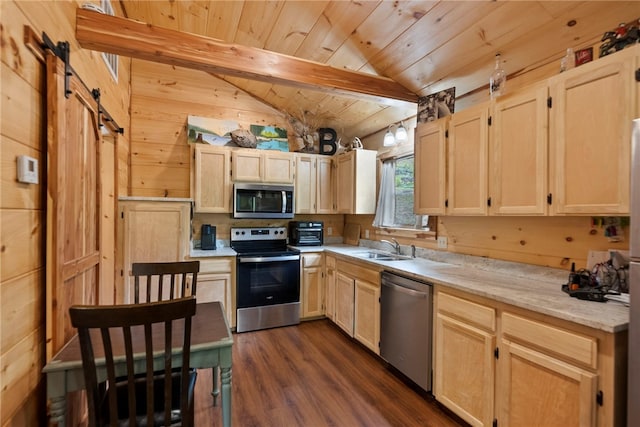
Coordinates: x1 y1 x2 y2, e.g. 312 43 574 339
560 48 575 72
489 53 506 99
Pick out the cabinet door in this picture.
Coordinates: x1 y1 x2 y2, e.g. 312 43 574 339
354 279 380 354
448 103 490 215
302 266 324 318
325 261 336 321
232 150 262 181
120 202 190 303
264 152 294 183
197 272 233 326
434 313 495 427
194 145 231 213
549 53 635 215
336 152 355 213
499 340 597 427
316 156 335 213
415 118 448 215
295 154 316 213
335 272 355 336
491 85 548 215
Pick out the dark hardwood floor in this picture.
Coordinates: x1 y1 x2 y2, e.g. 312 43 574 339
194 319 466 427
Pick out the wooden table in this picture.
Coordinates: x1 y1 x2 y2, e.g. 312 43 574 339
43 301 233 427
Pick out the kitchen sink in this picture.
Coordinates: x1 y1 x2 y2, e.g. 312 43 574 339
353 251 412 261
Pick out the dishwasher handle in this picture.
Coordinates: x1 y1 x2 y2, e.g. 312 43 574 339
381 280 428 299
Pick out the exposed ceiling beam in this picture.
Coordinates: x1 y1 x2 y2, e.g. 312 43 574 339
76 9 418 106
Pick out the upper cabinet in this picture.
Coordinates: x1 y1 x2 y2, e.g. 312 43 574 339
193 145 232 213
548 47 637 215
490 84 549 215
415 118 448 215
414 45 639 217
232 149 294 183
336 149 377 214
294 154 335 214
447 103 490 215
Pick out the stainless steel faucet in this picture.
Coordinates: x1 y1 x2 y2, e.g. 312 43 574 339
381 238 401 255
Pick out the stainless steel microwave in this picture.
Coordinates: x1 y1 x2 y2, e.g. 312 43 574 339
233 183 294 219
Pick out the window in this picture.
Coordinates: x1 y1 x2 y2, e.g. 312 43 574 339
373 155 428 230
101 0 118 82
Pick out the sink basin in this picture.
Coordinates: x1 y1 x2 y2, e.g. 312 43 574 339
353 251 412 261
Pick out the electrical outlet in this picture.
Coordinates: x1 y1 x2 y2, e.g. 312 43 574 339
365 229 370 239
327 227 333 236
437 236 448 249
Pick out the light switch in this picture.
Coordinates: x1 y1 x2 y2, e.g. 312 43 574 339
17 155 38 184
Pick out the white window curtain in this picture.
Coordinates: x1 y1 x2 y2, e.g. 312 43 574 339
373 160 396 227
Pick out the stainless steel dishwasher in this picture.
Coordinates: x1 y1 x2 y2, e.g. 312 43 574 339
380 271 433 391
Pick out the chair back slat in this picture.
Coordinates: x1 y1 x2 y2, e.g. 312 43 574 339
70 297 197 427
131 261 200 303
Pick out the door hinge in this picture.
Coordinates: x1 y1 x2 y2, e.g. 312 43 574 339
121 211 124 219
488 116 492 126
635 68 640 82
547 193 553 205
494 347 499 359
596 390 604 406
547 96 553 108
493 419 498 427
445 199 449 208
120 269 123 277
445 129 449 138
487 197 492 207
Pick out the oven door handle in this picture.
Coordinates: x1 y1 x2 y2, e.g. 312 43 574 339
239 255 300 263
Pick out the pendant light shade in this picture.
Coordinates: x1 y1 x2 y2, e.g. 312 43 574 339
383 126 396 146
395 122 408 142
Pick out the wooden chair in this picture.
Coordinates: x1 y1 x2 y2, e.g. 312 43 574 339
69 297 197 427
131 261 200 303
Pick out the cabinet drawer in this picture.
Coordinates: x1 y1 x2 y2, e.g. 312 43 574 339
437 292 496 332
198 258 233 274
502 312 597 369
336 260 380 284
326 256 336 269
302 253 323 268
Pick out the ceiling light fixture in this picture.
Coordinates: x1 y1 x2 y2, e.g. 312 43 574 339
395 121 408 142
383 126 396 146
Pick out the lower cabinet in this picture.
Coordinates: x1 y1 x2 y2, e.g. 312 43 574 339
434 288 625 427
195 258 235 328
301 253 325 319
333 259 381 354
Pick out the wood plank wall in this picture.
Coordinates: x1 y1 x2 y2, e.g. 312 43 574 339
0 1 131 424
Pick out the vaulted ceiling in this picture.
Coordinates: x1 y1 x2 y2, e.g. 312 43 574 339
109 1 639 139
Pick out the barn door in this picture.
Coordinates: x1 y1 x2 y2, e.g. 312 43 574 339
45 51 101 360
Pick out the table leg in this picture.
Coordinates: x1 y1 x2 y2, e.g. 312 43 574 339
211 366 219 406
49 396 66 427
221 366 232 427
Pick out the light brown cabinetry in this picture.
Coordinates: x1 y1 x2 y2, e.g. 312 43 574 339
196 258 235 328
447 103 490 215
414 118 448 215
325 255 336 320
294 154 335 214
490 84 549 215
548 48 637 215
434 288 625 427
300 253 325 319
117 200 190 303
335 149 377 214
333 259 381 353
232 149 294 183
193 145 231 213
434 291 496 426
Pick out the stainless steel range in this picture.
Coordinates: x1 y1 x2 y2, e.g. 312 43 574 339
231 227 301 333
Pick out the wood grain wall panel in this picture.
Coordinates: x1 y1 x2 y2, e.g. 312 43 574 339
0 210 43 282
131 141 191 167
130 164 191 198
1 137 42 210
1 63 43 148
1 270 42 350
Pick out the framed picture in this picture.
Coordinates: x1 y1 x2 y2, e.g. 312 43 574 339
575 47 593 67
187 115 238 146
417 87 455 123
250 125 289 152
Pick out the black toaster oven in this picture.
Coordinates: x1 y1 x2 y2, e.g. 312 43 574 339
288 221 323 246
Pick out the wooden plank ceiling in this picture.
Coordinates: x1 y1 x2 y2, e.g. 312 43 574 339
110 1 639 139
